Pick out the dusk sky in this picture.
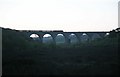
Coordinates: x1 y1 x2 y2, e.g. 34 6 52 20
0 0 119 31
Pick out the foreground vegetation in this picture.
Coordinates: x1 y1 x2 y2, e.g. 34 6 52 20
2 27 119 76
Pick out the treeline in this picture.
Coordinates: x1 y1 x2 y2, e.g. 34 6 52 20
2 27 119 55
2 27 120 48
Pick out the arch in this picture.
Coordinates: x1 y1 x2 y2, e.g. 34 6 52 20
83 33 87 36
69 33 79 44
55 34 65 44
92 33 101 40
105 33 110 37
80 33 89 42
43 34 54 44
30 34 41 41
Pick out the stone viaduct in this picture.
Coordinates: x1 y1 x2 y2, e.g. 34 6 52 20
21 30 109 44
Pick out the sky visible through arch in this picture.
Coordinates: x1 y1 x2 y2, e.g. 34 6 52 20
0 0 119 32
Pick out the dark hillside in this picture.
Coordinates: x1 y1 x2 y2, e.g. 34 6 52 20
2 27 119 76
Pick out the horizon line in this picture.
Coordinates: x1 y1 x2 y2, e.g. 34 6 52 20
1 27 114 32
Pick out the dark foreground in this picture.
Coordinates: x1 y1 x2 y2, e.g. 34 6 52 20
2 28 119 76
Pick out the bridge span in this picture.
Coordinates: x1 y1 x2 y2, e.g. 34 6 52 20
20 30 109 44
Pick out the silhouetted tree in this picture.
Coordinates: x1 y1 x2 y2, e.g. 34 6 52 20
109 29 117 38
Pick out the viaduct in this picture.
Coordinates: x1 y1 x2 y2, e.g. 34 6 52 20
21 30 109 44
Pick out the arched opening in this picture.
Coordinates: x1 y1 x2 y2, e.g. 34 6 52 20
105 33 110 37
69 33 78 44
30 34 40 41
43 34 53 44
55 34 65 44
92 33 101 40
81 33 89 42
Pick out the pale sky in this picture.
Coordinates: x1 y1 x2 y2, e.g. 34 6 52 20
0 0 119 31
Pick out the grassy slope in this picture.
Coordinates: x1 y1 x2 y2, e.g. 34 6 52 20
2 28 119 76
